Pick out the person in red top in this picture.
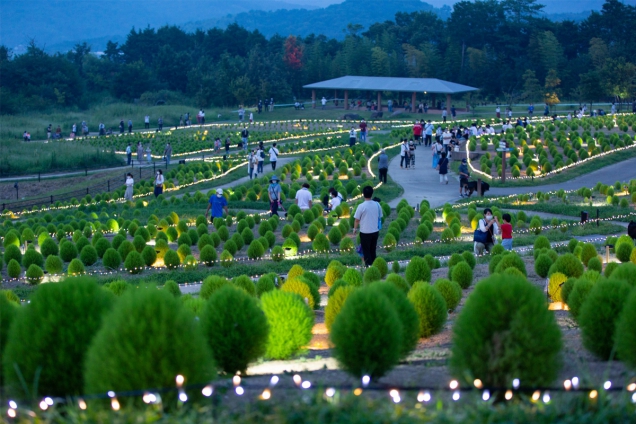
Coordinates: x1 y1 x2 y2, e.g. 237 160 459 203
501 213 513 251
359 119 368 142
413 120 423 145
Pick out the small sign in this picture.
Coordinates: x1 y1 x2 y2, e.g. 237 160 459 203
498 142 507 148
496 148 514 152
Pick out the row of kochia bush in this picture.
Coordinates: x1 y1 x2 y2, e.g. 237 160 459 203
6 238 636 407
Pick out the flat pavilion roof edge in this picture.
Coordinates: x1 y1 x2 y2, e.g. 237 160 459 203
303 76 478 94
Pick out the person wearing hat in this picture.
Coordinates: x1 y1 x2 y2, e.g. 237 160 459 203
458 158 470 198
206 188 229 221
268 176 282 217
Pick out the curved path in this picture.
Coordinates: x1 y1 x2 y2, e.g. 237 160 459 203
387 152 636 208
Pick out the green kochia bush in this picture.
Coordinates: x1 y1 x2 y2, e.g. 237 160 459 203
408 282 447 338
568 278 595 320
494 252 527 276
331 286 403 380
579 279 631 360
325 286 356 331
201 285 269 375
534 254 553 278
615 290 636 368
102 248 122 270
433 279 462 311
451 262 473 289
549 253 584 278
450 274 562 389
3 278 115 397
0 295 17 385
85 289 216 407
44 255 64 274
261 291 314 360
405 256 431 285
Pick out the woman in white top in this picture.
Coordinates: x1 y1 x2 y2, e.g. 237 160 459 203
124 173 134 202
474 208 500 255
249 150 259 180
154 170 164 197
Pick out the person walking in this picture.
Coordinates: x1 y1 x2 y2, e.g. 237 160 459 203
163 143 172 165
442 127 452 153
432 139 442 168
496 106 501 118
400 139 409 169
458 158 470 197
295 183 313 211
256 145 265 174
144 115 150 129
205 188 229 221
412 120 423 145
238 106 245 122
321 97 327 109
451 105 456 120
154 170 164 197
136 141 143 163
119 120 124 134
377 149 388 183
248 149 258 180
158 117 163 131
241 126 249 151
224 137 231 156
353 185 382 267
442 109 447 123
359 119 367 142
46 124 52 140
437 152 449 184
267 175 282 217
128 119 133 134
424 120 433 146
124 173 134 202
125 143 132 166
501 213 513 251
269 143 280 170
349 127 356 147
145 144 152 164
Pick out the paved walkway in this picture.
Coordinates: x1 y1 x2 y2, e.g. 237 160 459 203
387 148 462 209
488 158 636 196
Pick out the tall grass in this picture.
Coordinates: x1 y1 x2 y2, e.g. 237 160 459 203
0 140 123 176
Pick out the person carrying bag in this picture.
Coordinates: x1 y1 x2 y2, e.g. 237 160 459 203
473 208 500 255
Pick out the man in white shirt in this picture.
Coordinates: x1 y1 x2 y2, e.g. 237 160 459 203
424 120 434 146
349 127 356 146
269 142 280 170
144 115 150 129
321 97 327 109
442 128 452 153
295 183 313 211
353 186 382 267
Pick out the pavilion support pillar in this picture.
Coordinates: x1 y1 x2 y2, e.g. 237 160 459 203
344 90 349 110
334 90 337 107
377 91 382 111
446 93 452 116
312 90 316 108
411 92 417 112
432 94 437 109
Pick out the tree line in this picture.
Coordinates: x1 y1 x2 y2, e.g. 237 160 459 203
1 0 635 114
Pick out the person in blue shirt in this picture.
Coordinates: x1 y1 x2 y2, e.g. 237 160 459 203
528 103 534 116
205 188 229 221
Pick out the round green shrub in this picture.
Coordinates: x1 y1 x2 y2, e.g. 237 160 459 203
223 239 238 256
23 248 43 269
568 278 595 320
104 280 129 297
579 279 631 360
0 294 18 381
67 258 85 275
451 262 473 289
461 251 476 269
94 237 111 258
44 255 63 274
450 274 562 388
40 237 59 257
331 286 403 380
549 253 584 278
312 233 330 253
124 251 144 274
434 278 462 311
328 226 342 245
405 256 431 285
616 243 633 263
102 248 122 270
369 282 420 360
372 257 388 278
580 243 598 266
220 249 233 267
382 233 397 251
199 245 217 266
59 241 78 262
201 285 269 375
247 239 266 259
610 263 636 286
605 262 619 277
281 278 315 309
325 285 356 331
164 249 181 270
615 290 636 368
84 288 215 407
534 254 553 278
339 237 355 252
79 245 98 266
232 275 256 297
200 275 230 300
141 245 157 267
494 252 527 276
177 244 192 262
256 274 277 297
385 273 410 294
163 280 181 298
534 235 551 251
25 264 44 285
561 278 577 305
3 278 114 397
217 226 230 242
363 266 382 284
343 268 363 287
261 290 314 360
448 253 465 268
408 282 447 338
325 261 345 287
117 240 135 262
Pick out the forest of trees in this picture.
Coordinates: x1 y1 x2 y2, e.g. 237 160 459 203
1 0 635 114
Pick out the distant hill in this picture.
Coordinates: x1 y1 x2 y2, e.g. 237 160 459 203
0 0 316 53
182 0 451 39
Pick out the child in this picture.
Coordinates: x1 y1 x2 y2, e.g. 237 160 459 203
501 213 513 251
